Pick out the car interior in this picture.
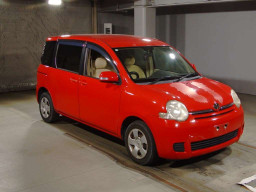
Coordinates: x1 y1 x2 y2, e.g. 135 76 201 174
86 49 114 78
115 48 158 80
124 56 146 79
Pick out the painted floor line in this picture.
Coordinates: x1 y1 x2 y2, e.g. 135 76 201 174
237 142 256 150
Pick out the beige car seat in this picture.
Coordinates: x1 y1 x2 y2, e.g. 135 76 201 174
93 57 110 78
124 57 146 79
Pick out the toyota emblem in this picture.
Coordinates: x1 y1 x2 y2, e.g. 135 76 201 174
213 103 220 111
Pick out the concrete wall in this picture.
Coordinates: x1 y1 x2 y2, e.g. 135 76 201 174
0 0 91 92
183 11 256 95
97 12 134 34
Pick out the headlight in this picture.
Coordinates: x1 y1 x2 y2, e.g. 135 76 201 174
231 89 241 108
159 100 188 121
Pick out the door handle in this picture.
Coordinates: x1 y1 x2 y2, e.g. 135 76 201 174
80 81 87 86
70 78 78 83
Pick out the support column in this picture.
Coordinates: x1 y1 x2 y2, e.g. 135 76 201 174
92 0 98 34
134 0 156 38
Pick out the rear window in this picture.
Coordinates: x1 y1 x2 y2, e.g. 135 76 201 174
41 41 56 67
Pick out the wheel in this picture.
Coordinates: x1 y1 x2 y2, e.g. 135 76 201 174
39 92 59 123
125 120 158 165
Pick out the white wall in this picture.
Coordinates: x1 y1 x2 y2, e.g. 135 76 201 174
98 10 256 95
183 11 256 95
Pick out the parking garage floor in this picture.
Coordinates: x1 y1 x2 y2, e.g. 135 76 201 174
0 91 255 192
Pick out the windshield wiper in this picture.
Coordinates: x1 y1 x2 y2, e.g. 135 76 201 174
148 76 176 85
173 72 199 82
148 73 200 85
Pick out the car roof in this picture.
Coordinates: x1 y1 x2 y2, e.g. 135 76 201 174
46 34 169 48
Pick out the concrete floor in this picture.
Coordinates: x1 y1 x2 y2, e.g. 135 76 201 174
0 91 255 192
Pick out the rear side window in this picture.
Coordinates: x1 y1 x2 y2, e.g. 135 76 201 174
41 41 56 67
56 44 83 73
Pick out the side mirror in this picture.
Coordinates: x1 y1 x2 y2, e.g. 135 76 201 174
99 71 119 83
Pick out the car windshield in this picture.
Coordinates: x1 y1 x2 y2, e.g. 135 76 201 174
114 46 199 84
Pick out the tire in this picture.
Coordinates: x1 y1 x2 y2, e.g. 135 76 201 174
39 92 59 123
125 120 158 165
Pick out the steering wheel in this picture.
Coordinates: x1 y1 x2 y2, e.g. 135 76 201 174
129 71 140 79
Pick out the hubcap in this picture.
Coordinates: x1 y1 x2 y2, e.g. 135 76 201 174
128 129 148 159
40 97 50 118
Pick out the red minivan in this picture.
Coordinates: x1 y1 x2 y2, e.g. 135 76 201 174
37 34 244 165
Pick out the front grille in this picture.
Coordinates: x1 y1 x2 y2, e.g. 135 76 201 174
220 103 234 110
190 103 234 115
173 142 185 152
190 103 234 119
194 109 234 120
191 129 238 151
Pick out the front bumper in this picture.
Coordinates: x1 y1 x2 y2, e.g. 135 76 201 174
150 105 244 160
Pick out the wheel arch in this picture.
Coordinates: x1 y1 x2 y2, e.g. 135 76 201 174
121 115 159 165
121 116 145 140
37 87 49 102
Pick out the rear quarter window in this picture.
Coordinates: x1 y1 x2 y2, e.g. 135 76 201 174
56 44 83 73
41 41 56 67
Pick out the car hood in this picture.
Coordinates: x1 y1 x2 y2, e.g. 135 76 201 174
145 77 233 112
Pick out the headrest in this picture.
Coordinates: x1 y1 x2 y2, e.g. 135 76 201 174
95 58 107 69
124 57 135 66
